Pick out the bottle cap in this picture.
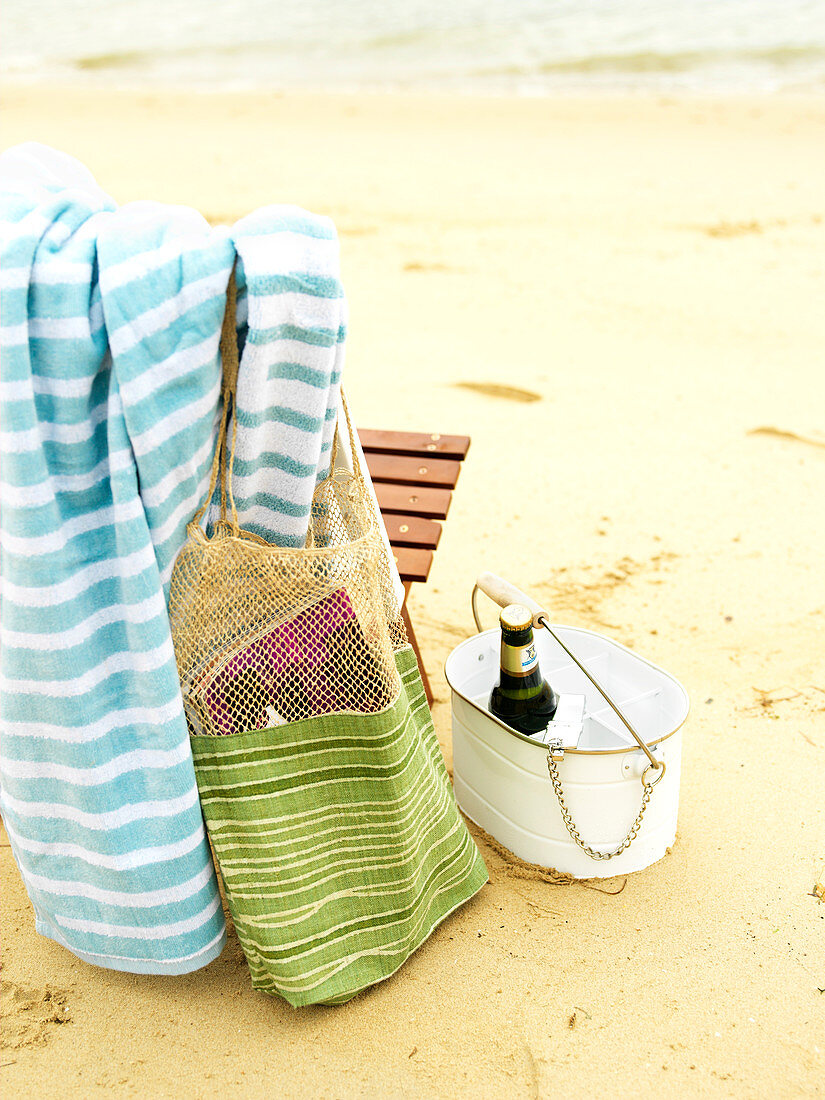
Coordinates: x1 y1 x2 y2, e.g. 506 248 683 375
500 603 532 631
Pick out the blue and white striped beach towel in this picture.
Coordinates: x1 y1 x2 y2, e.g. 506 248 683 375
0 144 346 973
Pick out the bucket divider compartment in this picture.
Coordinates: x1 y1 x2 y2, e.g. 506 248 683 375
580 715 638 750
581 687 665 749
447 624 688 757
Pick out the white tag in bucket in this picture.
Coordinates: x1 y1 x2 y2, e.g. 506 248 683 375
533 693 586 750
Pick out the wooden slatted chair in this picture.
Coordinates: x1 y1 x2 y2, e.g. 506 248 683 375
357 429 471 705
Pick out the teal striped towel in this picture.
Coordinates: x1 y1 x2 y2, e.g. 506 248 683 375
0 144 346 974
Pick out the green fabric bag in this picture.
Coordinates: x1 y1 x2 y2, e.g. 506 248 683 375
190 647 488 1006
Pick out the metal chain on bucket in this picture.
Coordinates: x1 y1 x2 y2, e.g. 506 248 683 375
546 742 666 861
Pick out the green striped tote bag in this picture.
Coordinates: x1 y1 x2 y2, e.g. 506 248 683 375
171 270 486 1004
190 647 488 1005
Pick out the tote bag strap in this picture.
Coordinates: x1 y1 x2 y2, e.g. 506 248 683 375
192 264 241 531
329 387 365 483
192 262 360 534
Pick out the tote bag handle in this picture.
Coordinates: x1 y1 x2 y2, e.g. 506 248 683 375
192 264 361 535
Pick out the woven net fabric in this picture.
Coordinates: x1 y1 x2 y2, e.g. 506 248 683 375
168 273 406 739
170 467 407 737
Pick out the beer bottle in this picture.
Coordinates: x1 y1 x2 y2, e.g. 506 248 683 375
489 603 558 735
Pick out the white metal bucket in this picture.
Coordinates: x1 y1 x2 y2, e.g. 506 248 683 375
446 624 690 878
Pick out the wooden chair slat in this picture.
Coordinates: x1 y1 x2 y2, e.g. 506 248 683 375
365 452 461 489
374 483 452 520
382 513 442 550
359 425 470 706
392 546 434 584
359 428 470 461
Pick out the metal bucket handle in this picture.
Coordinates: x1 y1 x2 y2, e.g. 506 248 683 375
472 572 666 862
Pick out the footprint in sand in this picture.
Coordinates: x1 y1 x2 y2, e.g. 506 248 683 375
701 220 764 238
535 553 679 632
747 426 825 451
0 981 72 1051
452 382 542 404
403 261 456 272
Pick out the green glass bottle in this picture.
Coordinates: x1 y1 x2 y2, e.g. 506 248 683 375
489 603 559 736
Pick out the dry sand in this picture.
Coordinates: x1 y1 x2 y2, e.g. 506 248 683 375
1 86 823 1098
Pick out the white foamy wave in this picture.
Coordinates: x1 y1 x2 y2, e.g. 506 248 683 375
3 0 825 94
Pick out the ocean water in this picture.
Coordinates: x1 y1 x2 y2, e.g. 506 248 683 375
4 0 825 94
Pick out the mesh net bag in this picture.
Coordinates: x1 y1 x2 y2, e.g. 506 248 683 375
169 273 407 739
168 270 488 1005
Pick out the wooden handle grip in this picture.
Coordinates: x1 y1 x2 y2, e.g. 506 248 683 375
474 572 548 627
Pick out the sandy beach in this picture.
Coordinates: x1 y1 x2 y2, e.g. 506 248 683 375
1 85 823 1097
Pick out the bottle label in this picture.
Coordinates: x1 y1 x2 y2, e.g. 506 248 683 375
501 641 539 678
